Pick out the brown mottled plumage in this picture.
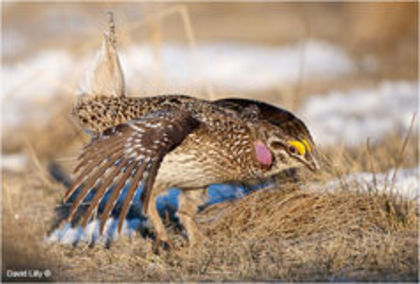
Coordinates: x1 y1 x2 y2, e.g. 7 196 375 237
54 14 319 248
65 94 319 246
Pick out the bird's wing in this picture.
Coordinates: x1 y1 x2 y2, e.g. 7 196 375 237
214 98 313 142
63 109 198 234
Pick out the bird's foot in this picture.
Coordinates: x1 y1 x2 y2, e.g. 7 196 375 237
153 237 172 254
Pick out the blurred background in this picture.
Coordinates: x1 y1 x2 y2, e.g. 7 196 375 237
2 2 418 160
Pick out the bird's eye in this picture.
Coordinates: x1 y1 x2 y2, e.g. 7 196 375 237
288 145 297 154
287 140 306 156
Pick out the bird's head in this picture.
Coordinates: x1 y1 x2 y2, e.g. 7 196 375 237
214 98 319 175
253 121 320 176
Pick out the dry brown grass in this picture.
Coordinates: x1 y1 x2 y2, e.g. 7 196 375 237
2 166 418 281
2 125 419 281
2 117 419 282
2 101 418 282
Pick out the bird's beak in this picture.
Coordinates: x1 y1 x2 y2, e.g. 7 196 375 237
305 152 320 172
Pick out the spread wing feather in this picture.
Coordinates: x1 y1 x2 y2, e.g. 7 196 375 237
63 109 198 235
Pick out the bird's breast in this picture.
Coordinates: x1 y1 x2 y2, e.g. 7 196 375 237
157 151 216 188
155 128 260 189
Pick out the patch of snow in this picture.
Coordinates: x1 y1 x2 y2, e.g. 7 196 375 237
309 166 419 201
3 51 74 101
1 153 28 172
122 40 355 93
299 81 418 146
45 218 146 245
2 50 75 128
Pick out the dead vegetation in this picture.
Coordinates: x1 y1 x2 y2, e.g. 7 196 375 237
2 121 418 281
3 167 418 281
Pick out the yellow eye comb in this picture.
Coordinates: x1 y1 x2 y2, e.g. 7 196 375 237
288 140 306 155
288 139 311 155
302 139 311 152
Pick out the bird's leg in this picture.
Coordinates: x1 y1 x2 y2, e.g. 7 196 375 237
146 189 171 251
177 188 207 246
